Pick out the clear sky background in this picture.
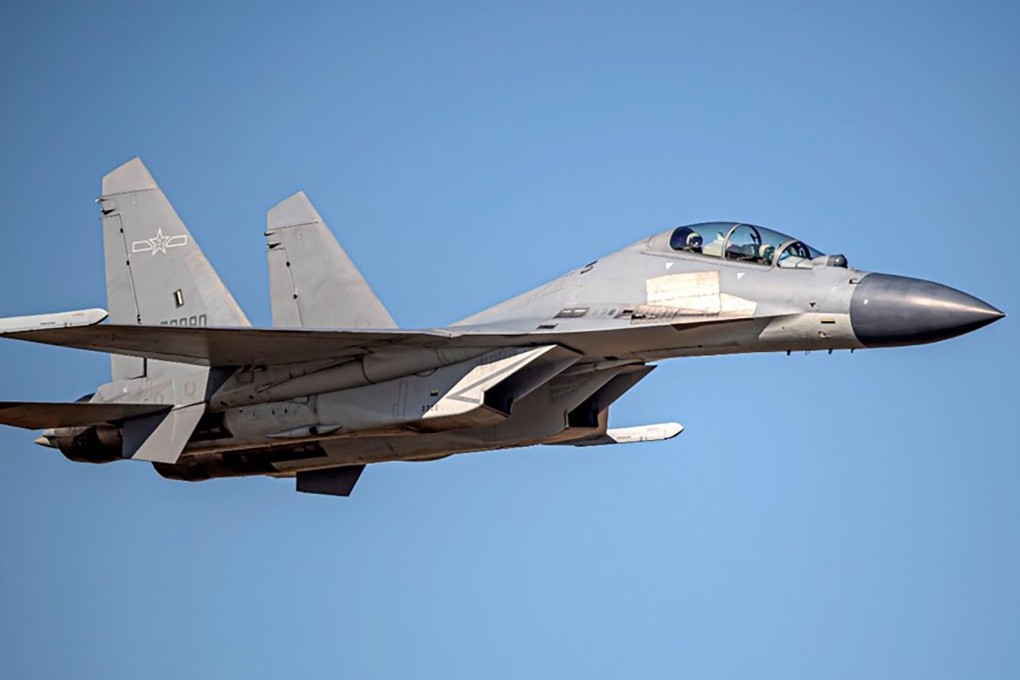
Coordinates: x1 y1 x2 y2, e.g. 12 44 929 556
1 2 1017 678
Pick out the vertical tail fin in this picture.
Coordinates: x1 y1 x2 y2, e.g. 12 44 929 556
95 158 244 463
99 158 250 380
266 192 396 329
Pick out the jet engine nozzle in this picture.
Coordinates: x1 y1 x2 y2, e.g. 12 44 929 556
850 273 1004 348
44 425 123 464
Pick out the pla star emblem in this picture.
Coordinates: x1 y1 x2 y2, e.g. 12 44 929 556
131 228 188 255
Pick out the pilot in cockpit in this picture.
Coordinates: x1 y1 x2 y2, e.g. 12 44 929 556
667 222 827 267
669 226 704 253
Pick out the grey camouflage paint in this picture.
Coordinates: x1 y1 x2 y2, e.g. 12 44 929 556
0 159 1004 495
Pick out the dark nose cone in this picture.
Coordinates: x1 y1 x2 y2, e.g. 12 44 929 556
851 274 1004 348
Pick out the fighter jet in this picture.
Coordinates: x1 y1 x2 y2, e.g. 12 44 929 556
0 159 1005 496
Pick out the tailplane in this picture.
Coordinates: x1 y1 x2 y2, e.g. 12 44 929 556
0 400 169 430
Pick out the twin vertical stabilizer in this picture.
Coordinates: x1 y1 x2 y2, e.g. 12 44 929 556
266 192 395 330
99 157 250 379
95 157 254 462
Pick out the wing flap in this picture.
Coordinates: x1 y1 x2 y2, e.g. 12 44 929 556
0 401 171 430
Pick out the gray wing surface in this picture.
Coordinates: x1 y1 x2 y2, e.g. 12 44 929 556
0 401 171 429
266 192 396 329
1 317 764 366
3 324 456 365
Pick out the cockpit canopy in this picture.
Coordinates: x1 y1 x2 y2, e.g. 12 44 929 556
669 222 825 268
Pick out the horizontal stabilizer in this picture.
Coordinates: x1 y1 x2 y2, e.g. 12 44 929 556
0 308 107 334
570 422 684 447
0 401 170 430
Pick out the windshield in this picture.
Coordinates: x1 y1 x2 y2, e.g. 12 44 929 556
669 222 823 267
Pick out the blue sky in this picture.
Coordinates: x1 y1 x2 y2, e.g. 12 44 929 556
1 1 1017 678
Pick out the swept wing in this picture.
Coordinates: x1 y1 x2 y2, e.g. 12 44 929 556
2 316 763 367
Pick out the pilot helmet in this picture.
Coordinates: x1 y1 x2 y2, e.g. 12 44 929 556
670 226 703 252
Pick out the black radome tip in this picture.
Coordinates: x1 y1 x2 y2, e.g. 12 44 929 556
850 274 1003 348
